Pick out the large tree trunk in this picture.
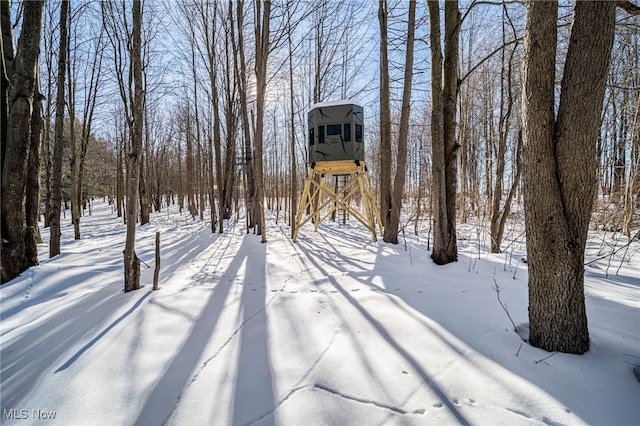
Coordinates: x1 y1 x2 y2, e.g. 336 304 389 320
25 72 44 265
123 0 144 292
49 0 70 258
1 1 44 283
522 0 616 354
1 0 13 277
1 0 12 178
429 0 459 265
384 0 416 244
378 0 392 239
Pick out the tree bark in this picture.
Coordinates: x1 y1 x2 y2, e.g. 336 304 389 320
0 0 12 276
25 71 44 265
1 0 12 178
429 0 459 265
378 0 392 239
139 149 150 224
1 1 44 283
49 0 70 258
123 0 144 292
522 0 616 354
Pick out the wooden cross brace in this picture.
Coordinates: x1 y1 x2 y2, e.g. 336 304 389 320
292 161 383 242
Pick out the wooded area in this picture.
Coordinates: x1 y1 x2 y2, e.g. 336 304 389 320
1 0 638 355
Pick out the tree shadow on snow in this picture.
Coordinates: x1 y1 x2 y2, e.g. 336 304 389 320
294 236 471 426
133 233 275 426
0 284 149 411
297 225 639 426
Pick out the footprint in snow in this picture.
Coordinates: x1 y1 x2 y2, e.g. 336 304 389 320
433 402 443 408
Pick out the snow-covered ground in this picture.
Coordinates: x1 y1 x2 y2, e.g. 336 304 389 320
1 200 638 425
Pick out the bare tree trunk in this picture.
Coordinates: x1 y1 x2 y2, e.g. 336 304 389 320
207 131 217 232
522 0 616 354
378 0 391 238
68 8 81 240
458 96 470 224
1 0 44 283
123 0 144 292
490 19 518 253
116 126 124 218
1 0 13 276
287 7 297 238
49 0 69 259
191 48 205 223
75 34 103 230
234 0 256 230
622 93 639 238
76 28 104 223
186 108 196 218
0 0 12 180
25 71 44 264
139 149 150 224
211 29 224 232
198 141 205 222
139 62 151 225
254 0 271 242
384 0 416 244
429 0 460 265
41 5 55 230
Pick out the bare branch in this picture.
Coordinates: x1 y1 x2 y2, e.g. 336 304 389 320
459 36 522 85
617 1 640 15
461 0 524 25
